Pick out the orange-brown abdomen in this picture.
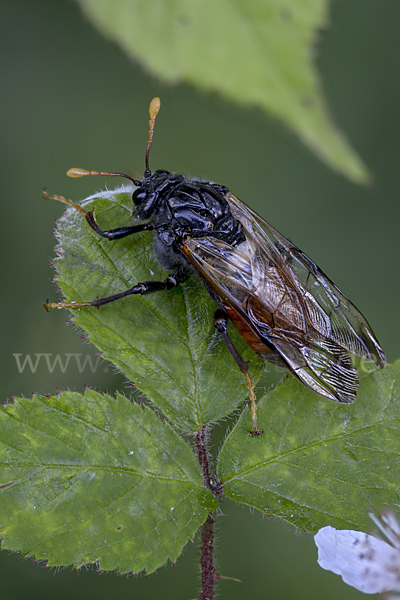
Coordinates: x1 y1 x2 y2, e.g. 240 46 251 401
222 302 273 354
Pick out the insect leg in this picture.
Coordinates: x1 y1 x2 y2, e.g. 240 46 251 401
84 218 154 240
44 273 187 311
43 190 154 240
214 309 262 435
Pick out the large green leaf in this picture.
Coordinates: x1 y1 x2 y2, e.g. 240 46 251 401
52 189 265 433
0 389 216 573
218 361 400 533
76 0 368 183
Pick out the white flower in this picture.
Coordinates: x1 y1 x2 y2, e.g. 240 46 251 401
315 512 400 596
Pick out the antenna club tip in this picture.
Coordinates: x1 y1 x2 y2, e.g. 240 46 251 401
67 168 89 178
149 97 161 118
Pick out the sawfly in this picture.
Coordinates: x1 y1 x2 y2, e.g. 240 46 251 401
44 98 386 434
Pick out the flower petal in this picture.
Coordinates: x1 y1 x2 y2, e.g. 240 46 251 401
370 510 400 550
315 526 400 594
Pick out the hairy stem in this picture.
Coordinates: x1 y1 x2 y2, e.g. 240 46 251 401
199 513 215 600
195 427 218 600
195 426 212 490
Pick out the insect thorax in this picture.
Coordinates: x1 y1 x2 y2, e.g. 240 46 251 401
135 170 245 249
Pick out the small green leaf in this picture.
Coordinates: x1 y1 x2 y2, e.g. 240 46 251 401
53 190 265 433
218 361 400 533
76 0 368 183
0 389 216 573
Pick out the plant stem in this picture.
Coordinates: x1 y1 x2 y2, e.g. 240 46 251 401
195 426 212 490
199 513 215 600
195 427 218 600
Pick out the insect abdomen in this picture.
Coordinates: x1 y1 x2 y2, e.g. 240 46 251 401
222 303 273 354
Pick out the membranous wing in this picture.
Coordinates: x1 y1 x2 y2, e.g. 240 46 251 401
182 193 385 404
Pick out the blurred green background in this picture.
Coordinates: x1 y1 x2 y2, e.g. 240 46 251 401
1 0 399 598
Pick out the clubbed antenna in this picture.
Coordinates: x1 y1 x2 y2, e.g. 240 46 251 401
66 168 141 186
144 97 161 176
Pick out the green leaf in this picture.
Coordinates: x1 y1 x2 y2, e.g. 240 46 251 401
218 361 400 533
76 0 368 183
0 389 216 573
53 189 265 433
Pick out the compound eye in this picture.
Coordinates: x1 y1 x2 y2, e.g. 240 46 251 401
132 188 147 206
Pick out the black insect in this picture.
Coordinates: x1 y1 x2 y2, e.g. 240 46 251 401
44 98 386 434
